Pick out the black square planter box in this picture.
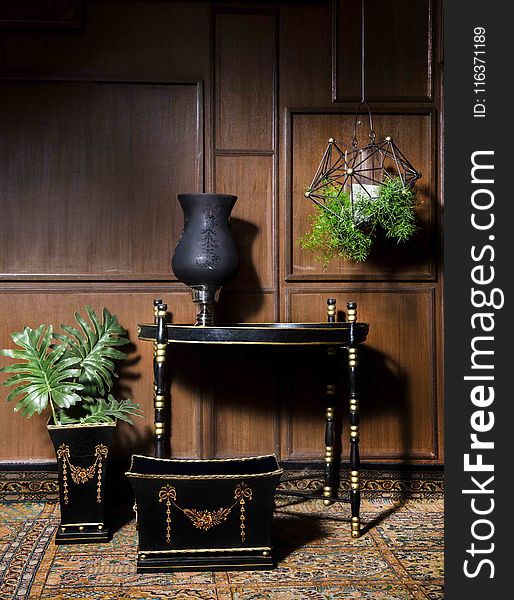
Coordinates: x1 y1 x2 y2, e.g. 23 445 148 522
48 421 116 544
126 454 282 572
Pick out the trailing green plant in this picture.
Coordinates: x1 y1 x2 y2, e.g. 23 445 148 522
373 177 417 241
300 177 418 266
0 306 143 425
299 187 373 264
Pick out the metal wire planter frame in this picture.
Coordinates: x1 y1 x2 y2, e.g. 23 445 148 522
305 102 422 224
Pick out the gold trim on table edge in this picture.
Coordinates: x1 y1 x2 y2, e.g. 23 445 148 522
139 337 357 346
138 322 360 329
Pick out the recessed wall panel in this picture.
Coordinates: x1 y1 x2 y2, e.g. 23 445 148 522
215 155 274 290
0 81 201 280
285 289 438 461
215 12 275 150
288 111 435 280
333 0 433 101
0 289 201 460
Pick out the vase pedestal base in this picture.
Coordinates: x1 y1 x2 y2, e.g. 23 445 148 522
55 523 110 545
136 549 274 573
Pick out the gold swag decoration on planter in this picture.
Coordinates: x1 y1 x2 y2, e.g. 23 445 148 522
158 482 253 544
56 443 109 504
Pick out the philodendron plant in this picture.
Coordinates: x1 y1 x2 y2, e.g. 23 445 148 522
0 306 143 426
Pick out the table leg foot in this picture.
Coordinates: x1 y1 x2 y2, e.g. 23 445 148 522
323 486 333 506
351 516 361 538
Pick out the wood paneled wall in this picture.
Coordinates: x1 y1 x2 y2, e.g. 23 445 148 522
0 0 443 464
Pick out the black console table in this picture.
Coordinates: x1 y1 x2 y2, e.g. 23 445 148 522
137 299 369 538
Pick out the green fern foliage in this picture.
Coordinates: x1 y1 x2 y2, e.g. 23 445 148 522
299 187 373 264
373 177 417 241
300 177 418 266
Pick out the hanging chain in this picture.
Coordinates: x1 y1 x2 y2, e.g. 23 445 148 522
361 0 365 103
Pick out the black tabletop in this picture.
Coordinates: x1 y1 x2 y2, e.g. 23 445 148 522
137 322 369 346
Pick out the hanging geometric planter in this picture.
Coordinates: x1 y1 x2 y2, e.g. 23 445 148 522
300 103 422 265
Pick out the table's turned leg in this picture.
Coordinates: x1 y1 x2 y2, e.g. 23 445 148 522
323 298 337 505
347 301 361 538
153 300 168 458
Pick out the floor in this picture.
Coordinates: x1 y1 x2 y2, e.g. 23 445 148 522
0 474 444 599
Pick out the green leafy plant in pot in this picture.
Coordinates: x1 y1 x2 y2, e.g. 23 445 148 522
0 306 143 544
300 177 418 267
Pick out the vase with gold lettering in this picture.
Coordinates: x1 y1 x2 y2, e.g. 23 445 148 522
172 193 239 325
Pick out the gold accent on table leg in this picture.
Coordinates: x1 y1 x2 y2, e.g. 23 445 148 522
348 347 358 368
323 485 332 506
349 397 359 413
350 470 360 491
153 304 167 319
347 304 357 323
154 342 167 363
154 394 165 410
350 425 359 440
351 516 361 538
327 303 336 320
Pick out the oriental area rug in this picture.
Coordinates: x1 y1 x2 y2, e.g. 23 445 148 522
0 469 443 600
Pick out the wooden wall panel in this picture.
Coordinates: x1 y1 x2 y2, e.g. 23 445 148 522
0 81 201 280
288 111 435 280
214 11 275 151
333 0 433 102
0 289 204 461
279 2 332 108
192 292 277 458
211 344 279 458
214 156 274 290
285 289 438 461
0 0 443 465
0 1 211 81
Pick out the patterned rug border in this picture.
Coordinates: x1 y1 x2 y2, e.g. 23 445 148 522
0 467 443 502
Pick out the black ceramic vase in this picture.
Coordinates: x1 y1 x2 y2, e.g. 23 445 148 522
47 421 116 544
171 193 239 325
